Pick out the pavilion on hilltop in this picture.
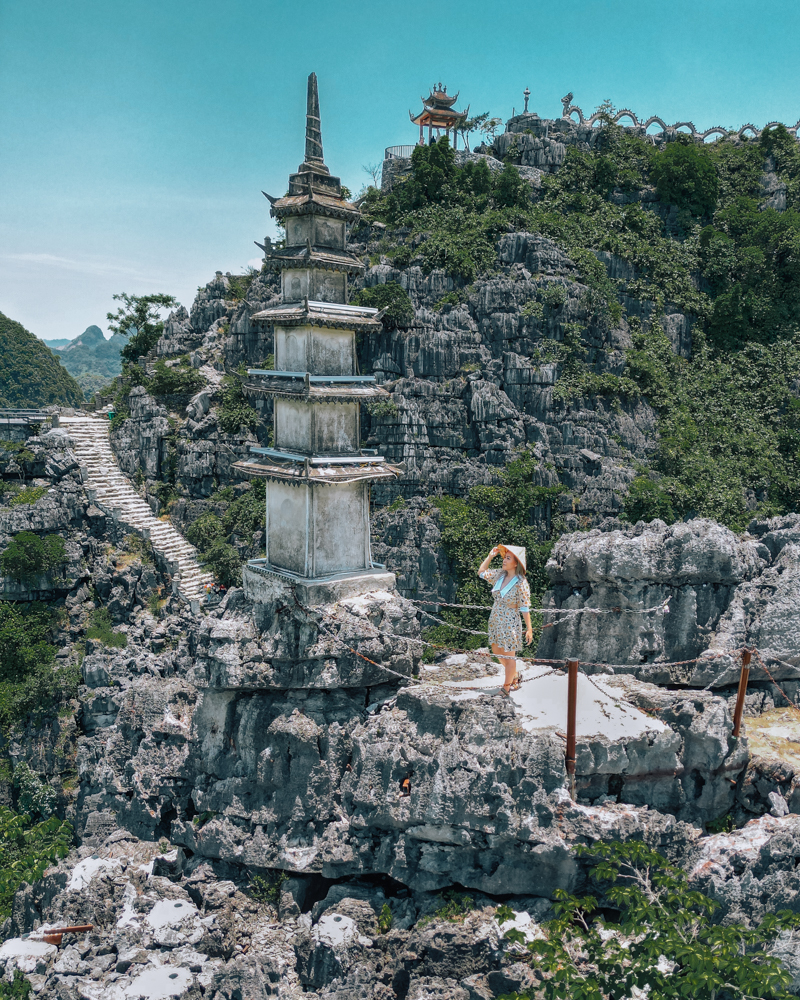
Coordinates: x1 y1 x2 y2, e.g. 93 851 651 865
410 84 469 147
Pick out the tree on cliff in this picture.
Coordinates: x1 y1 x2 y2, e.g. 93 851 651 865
498 840 800 1000
106 293 177 363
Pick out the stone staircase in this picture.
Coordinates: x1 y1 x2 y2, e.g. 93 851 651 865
60 415 215 604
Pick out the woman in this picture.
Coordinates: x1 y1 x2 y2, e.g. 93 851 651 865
477 545 533 696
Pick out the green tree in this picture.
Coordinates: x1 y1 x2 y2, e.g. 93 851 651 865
493 163 530 209
107 293 178 363
650 140 719 217
0 602 55 683
499 840 800 1000
0 807 72 917
350 282 414 329
217 377 259 433
0 533 67 582
147 358 205 396
0 602 76 730
200 540 242 588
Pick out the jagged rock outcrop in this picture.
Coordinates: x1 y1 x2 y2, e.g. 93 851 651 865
538 517 768 667
353 235 659 513
538 516 800 691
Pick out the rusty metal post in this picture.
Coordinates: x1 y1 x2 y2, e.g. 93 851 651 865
732 649 752 738
566 660 579 798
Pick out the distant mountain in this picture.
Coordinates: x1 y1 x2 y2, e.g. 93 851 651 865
41 338 71 349
0 312 84 407
46 324 126 395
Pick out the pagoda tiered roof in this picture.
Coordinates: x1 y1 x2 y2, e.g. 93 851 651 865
233 451 401 485
259 242 365 275
410 82 468 127
250 299 383 331
263 188 361 223
242 371 390 403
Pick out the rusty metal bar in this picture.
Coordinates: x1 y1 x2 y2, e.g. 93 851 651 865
732 649 752 738
566 660 579 796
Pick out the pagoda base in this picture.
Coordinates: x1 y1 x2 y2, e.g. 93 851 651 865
243 559 396 607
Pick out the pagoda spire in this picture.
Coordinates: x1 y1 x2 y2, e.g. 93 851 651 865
305 72 324 165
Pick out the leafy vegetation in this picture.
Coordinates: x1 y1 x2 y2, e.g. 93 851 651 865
0 532 67 582
106 293 177 363
0 312 83 407
497 840 800 1000
0 602 78 732
226 267 259 302
378 902 393 934
216 376 259 434
7 486 48 507
186 482 266 587
350 281 414 329
86 608 127 649
418 889 476 928
0 807 72 917
0 971 34 999
362 123 800 530
147 357 206 397
248 868 288 907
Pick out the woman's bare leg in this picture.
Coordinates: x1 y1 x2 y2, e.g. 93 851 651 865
492 644 518 692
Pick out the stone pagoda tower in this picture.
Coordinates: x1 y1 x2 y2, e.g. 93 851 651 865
235 73 400 605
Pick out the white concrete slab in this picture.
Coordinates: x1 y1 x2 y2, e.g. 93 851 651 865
123 966 193 999
68 854 122 890
441 664 668 740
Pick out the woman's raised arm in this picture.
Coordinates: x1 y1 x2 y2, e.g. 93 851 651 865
478 546 500 575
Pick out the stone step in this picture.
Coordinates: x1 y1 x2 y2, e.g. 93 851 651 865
63 417 215 608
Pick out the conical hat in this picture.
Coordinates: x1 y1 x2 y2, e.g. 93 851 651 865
499 544 526 573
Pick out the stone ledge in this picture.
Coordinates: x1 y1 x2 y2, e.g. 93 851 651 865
243 561 396 606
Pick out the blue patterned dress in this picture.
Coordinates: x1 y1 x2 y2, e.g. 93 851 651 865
479 569 532 652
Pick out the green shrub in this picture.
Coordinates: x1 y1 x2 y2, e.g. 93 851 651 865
0 532 67 582
0 602 55 684
351 282 414 329
147 358 206 397
624 326 800 528
186 513 224 551
7 486 47 507
419 890 475 928
378 902 393 933
249 868 288 908
86 608 127 649
493 163 530 208
200 541 242 588
622 474 676 524
498 840 800 1000
216 377 259 434
0 807 72 917
12 762 56 820
432 291 460 312
0 602 76 731
365 399 399 419
226 267 258 302
649 139 719 217
0 971 33 999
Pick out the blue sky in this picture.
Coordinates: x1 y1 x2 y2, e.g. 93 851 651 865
1 0 799 340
